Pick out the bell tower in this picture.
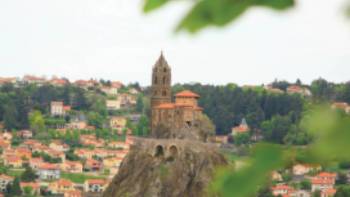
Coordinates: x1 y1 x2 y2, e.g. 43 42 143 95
151 51 172 108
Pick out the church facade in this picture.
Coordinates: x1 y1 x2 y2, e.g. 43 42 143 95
151 52 203 132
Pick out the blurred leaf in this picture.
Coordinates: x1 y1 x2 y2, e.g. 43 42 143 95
255 0 295 10
143 0 170 13
210 143 287 197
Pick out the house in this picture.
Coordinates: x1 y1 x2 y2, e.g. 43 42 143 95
264 85 284 94
311 172 336 192
0 77 17 85
48 179 74 194
84 159 102 172
0 132 13 141
331 102 350 114
106 99 121 111
84 179 107 193
128 88 139 95
271 171 283 182
321 188 337 197
74 79 98 89
51 101 64 116
109 116 127 131
64 190 82 197
111 81 123 89
214 135 228 144
287 85 312 96
294 190 311 197
15 147 32 160
103 157 123 169
49 140 70 152
231 118 250 136
20 182 40 195
271 184 295 196
23 75 46 85
108 141 129 150
29 157 44 170
4 155 22 168
37 163 61 180
17 130 33 139
118 93 137 108
293 164 321 176
101 86 118 95
50 77 69 87
61 161 83 173
0 139 11 150
0 174 14 192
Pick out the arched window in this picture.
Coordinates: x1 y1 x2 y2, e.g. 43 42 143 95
169 145 178 157
162 90 167 96
163 68 167 73
154 77 158 84
155 145 164 157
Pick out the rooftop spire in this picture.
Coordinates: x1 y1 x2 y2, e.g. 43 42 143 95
154 50 170 68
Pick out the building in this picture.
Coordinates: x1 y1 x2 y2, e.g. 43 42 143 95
84 179 107 193
109 116 127 131
49 140 70 152
48 179 74 194
0 174 14 192
287 85 312 96
61 161 83 173
271 184 294 196
311 172 336 192
321 188 337 197
106 99 121 111
37 163 61 180
293 164 321 176
17 130 33 139
101 86 118 95
331 102 350 114
51 101 70 116
84 158 102 172
231 118 249 136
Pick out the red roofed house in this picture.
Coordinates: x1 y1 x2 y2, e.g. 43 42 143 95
331 102 350 114
287 85 312 96
48 179 74 194
61 161 83 173
321 188 337 197
37 163 61 180
4 155 22 168
271 184 295 196
64 190 82 197
293 164 321 176
311 172 336 192
51 101 70 116
84 159 102 172
84 179 107 193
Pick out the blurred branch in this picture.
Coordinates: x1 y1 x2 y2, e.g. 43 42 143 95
143 0 295 33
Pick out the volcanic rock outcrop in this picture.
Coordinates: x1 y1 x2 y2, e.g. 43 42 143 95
103 139 227 197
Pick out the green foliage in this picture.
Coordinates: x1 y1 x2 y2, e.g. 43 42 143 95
300 179 311 190
61 172 106 184
339 161 350 169
29 110 45 133
335 186 350 197
233 133 250 146
336 172 348 185
261 114 292 144
87 111 105 129
5 177 22 197
143 0 294 33
210 143 286 197
21 166 37 182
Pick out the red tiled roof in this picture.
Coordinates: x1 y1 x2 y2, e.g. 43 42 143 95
175 90 200 98
317 172 337 178
39 163 59 170
87 179 106 185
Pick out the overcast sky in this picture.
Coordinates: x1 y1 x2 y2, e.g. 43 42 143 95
0 0 349 86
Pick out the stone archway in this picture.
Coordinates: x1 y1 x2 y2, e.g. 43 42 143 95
154 145 165 157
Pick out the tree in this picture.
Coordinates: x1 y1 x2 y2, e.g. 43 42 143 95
6 177 22 196
335 186 350 197
261 115 293 144
3 102 18 130
87 112 105 129
233 133 250 146
136 94 144 113
300 179 311 190
257 186 274 197
28 110 45 134
21 166 37 182
336 172 348 185
313 190 321 197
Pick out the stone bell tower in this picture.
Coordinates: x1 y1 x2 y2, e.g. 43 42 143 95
151 51 172 130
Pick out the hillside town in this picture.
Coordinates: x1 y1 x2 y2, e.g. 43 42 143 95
0 55 349 197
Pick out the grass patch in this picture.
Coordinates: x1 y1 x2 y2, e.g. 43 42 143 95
7 169 25 177
61 172 106 184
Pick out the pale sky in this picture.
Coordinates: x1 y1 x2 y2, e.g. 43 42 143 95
0 0 349 86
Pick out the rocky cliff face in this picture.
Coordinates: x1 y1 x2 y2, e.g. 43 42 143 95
103 139 227 197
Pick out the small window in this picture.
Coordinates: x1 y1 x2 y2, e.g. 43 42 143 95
154 77 158 84
162 90 167 96
163 68 167 72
